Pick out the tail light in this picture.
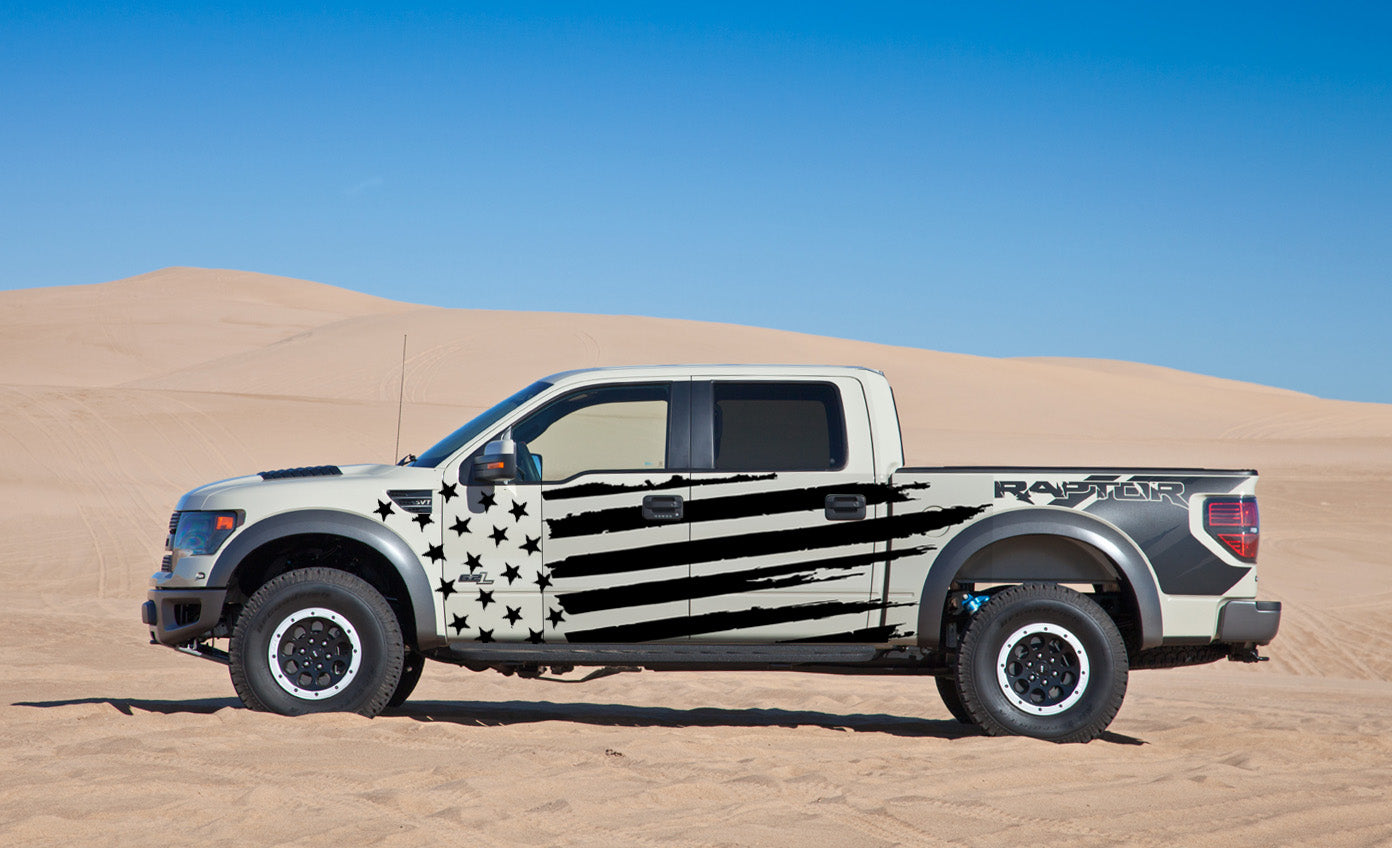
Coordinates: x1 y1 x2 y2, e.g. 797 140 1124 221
1204 496 1259 562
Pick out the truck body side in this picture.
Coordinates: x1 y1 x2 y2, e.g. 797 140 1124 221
145 364 1279 740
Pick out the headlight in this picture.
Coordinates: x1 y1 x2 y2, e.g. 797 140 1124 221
171 511 242 556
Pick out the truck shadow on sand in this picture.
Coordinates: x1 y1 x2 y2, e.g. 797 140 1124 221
12 697 1145 745
400 700 1147 745
14 696 243 715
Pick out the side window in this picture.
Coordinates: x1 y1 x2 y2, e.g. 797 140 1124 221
712 382 846 471
512 383 670 482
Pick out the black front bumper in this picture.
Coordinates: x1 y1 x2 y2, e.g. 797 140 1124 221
144 588 227 646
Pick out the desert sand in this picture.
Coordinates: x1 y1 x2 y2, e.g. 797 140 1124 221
1 267 1390 847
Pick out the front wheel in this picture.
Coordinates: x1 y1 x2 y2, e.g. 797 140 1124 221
955 584 1128 743
230 568 405 717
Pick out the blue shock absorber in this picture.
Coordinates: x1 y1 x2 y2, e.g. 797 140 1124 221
962 593 989 615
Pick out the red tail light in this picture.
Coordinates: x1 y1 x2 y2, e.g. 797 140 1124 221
1204 496 1259 562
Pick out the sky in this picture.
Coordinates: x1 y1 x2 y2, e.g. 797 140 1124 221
2 2 1390 403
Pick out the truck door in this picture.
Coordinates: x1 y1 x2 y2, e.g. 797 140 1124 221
531 380 692 644
684 378 886 642
443 380 690 645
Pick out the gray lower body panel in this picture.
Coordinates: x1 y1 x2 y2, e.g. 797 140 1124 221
1215 599 1281 645
145 587 227 645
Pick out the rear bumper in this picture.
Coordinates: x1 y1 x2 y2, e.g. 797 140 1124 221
1215 599 1281 645
144 588 226 646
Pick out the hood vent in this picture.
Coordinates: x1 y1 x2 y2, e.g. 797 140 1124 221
388 489 434 515
259 466 343 480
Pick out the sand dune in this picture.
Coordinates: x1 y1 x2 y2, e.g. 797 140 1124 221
1 267 1389 846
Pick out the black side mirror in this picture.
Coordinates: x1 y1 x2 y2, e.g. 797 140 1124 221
468 437 517 483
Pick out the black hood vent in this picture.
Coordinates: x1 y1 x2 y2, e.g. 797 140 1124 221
258 466 343 480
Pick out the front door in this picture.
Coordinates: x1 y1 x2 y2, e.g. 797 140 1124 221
441 380 690 645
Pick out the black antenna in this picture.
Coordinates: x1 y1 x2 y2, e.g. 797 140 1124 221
393 334 407 463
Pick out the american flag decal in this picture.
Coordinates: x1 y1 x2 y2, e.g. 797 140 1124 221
422 471 987 646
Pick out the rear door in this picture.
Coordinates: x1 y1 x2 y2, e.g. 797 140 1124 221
684 377 890 642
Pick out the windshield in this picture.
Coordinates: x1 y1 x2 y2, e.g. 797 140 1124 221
411 380 551 468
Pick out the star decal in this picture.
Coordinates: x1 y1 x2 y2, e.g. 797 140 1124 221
450 613 469 634
450 516 471 536
477 588 495 609
439 482 458 503
423 543 445 564
503 605 522 626
374 499 395 520
477 629 494 643
436 577 456 599
501 563 521 584
477 490 497 511
547 607 566 627
508 500 529 521
413 513 434 529
520 535 541 555
489 525 509 547
534 571 552 591
464 552 483 573
526 629 545 644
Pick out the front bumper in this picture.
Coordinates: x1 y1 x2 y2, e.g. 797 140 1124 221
144 587 226 646
1215 599 1281 645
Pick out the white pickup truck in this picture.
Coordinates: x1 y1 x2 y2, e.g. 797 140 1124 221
146 365 1280 742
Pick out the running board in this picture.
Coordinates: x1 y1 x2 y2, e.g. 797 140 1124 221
171 640 230 666
435 642 933 672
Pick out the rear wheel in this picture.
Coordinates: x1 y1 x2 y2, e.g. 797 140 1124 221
935 675 973 724
230 568 404 717
955 583 1127 743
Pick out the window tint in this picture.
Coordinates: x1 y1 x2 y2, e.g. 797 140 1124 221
513 384 670 482
712 382 846 471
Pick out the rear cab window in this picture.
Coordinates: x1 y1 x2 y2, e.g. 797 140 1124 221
712 382 847 471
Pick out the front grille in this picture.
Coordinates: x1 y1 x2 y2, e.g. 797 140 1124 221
387 489 434 515
161 554 173 573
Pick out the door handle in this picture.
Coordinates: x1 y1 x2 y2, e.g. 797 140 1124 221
642 494 684 522
825 494 866 521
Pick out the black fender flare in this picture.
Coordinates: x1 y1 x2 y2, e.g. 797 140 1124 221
209 509 443 649
917 508 1164 650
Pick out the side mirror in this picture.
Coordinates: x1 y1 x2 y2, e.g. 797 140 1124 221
468 437 517 483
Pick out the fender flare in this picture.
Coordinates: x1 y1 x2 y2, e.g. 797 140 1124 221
917 508 1164 650
209 509 443 649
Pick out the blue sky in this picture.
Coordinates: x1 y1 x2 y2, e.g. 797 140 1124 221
3 2 1389 402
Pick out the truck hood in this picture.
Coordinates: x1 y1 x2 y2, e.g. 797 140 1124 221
176 463 439 511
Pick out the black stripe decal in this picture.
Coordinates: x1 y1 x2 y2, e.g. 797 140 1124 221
565 599 915 643
546 481 933 539
550 504 987 580
556 546 931 615
781 625 905 643
543 473 777 501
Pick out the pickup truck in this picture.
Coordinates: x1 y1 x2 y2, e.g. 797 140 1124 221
145 365 1281 742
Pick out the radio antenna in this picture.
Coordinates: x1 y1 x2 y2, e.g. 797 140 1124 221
392 334 407 463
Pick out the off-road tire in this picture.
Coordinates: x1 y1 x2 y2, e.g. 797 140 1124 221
955 583 1127 743
387 650 425 708
229 568 404 717
935 674 974 724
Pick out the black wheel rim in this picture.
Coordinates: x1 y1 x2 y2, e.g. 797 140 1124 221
267 607 362 699
996 623 1090 715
